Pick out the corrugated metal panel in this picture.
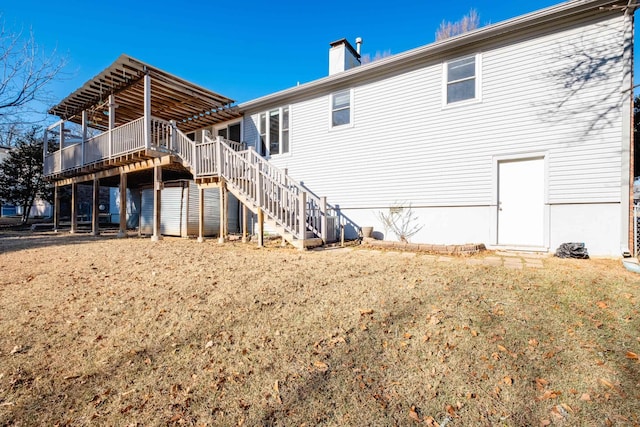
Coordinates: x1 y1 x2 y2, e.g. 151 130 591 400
139 181 243 238
161 183 187 237
204 188 220 235
245 13 625 211
187 183 198 236
139 188 154 235
140 183 187 237
185 182 223 237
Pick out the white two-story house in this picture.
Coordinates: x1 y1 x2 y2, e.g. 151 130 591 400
44 0 635 256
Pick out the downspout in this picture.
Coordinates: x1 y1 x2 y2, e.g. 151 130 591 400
622 3 635 256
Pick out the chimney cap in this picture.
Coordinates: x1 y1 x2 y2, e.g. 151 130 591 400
329 38 361 59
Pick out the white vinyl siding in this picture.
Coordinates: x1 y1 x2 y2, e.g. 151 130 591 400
255 11 625 211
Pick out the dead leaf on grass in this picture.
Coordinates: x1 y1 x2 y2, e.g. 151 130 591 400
580 393 591 401
313 361 329 372
625 351 639 361
538 390 561 400
424 416 438 426
10 345 23 355
551 404 571 420
446 404 457 417
274 380 282 404
63 374 81 381
409 406 421 422
360 309 374 316
596 301 608 309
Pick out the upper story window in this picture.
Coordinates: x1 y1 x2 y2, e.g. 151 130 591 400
445 54 480 104
259 106 289 156
331 89 352 127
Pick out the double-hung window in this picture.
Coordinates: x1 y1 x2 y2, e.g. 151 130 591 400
331 89 352 127
258 106 290 156
445 54 480 104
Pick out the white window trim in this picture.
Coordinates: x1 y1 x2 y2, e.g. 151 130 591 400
442 53 482 109
257 106 291 158
329 88 354 130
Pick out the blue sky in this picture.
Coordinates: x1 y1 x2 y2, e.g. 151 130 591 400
0 0 628 114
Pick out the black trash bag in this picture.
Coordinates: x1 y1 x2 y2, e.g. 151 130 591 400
555 242 589 259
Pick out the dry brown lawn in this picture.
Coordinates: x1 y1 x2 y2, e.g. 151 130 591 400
0 230 639 426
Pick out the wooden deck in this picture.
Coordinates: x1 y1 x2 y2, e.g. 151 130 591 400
45 118 337 249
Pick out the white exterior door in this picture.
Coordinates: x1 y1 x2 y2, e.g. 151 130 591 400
497 158 545 246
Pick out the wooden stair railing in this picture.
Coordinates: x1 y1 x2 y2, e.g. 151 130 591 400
167 124 333 246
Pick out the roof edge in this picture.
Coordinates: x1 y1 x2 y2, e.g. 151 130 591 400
239 0 626 113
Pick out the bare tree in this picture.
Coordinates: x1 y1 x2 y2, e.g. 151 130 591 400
377 202 424 243
361 49 392 64
0 22 66 136
436 9 481 41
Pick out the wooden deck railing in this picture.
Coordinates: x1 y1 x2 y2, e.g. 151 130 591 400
113 117 146 154
44 117 150 174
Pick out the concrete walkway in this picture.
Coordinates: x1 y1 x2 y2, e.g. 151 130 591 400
314 247 547 269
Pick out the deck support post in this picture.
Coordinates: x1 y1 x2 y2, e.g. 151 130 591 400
320 196 327 243
257 208 264 248
81 110 87 166
108 94 115 159
92 177 100 236
242 204 248 243
197 186 205 243
151 165 162 241
53 182 60 232
144 73 151 150
118 172 127 238
136 188 143 237
218 180 226 244
70 183 78 234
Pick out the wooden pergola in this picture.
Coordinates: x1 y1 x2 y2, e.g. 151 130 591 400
49 54 241 133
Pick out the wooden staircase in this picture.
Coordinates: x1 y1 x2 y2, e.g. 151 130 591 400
168 124 332 249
